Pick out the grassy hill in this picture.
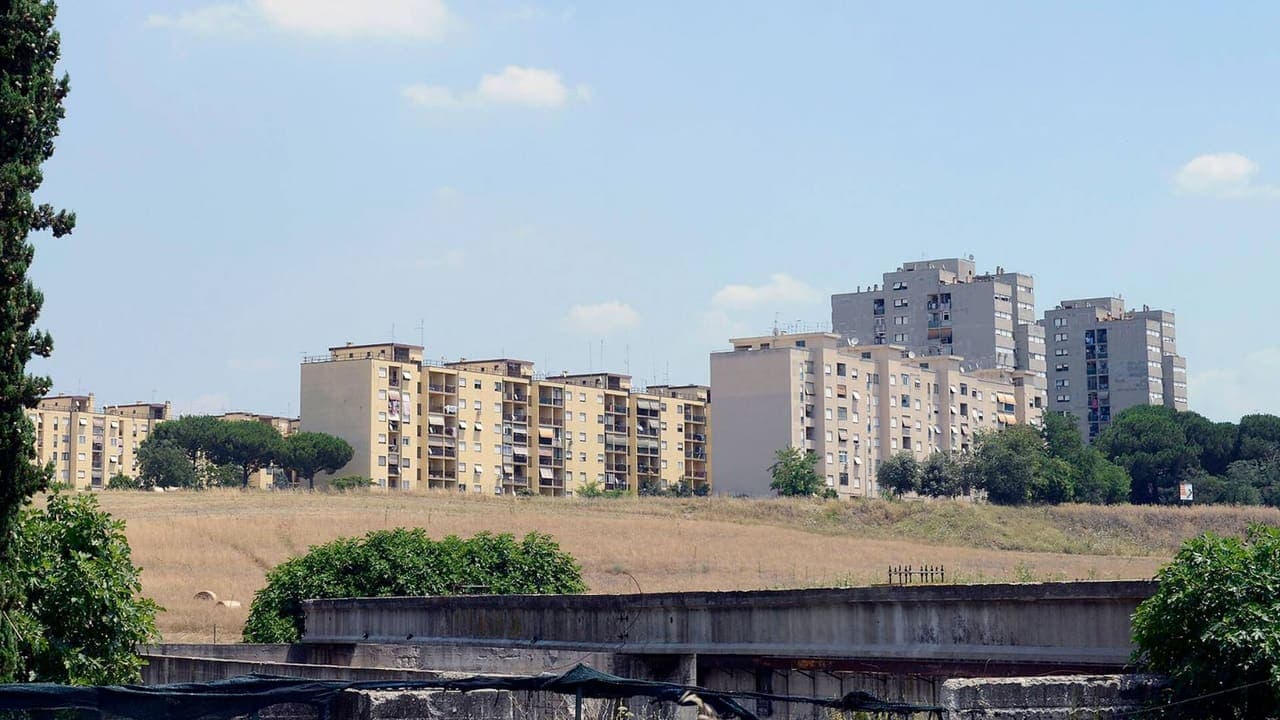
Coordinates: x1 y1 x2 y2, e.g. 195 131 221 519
89 490 1280 642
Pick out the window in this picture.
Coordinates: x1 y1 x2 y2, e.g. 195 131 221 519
826 431 833 443
893 298 908 308
894 315 909 325
838 407 848 420
473 380 482 390
824 364 832 375
378 456 387 467
1055 363 1068 372
1054 348 1068 357
893 333 907 342
378 367 387 378
579 432 586 441
378 389 387 400
836 362 847 376
892 281 907 290
1056 379 1070 388
1054 332 1068 342
459 399 467 409
377 433 387 444
578 393 586 402
1053 317 1068 327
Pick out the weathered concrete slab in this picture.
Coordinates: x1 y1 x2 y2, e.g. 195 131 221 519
302 581 1155 671
941 674 1164 719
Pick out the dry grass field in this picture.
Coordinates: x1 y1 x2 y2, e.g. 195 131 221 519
86 490 1280 643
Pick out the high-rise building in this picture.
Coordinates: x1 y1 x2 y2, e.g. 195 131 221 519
28 394 171 490
300 342 711 495
710 331 1043 498
830 258 1046 388
1042 298 1187 441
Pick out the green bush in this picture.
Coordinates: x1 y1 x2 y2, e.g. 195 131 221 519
5 493 160 683
106 473 142 490
243 529 586 643
1132 524 1280 718
328 475 373 491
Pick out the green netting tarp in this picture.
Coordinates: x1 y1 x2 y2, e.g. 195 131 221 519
0 664 941 720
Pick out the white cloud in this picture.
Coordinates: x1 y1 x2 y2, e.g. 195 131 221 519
1189 347 1280 421
710 273 820 311
563 302 640 335
147 0 453 39
1173 152 1280 197
403 66 583 110
145 4 253 33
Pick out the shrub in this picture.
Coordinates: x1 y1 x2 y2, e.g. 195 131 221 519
243 529 585 643
769 446 824 497
6 493 160 683
1132 524 1280 718
329 475 373 491
106 473 142 490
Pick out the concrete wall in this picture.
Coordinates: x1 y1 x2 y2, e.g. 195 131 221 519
302 581 1156 672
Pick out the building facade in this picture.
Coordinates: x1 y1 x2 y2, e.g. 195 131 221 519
29 395 171 490
1043 298 1188 441
830 258 1047 389
300 342 710 495
710 332 1042 498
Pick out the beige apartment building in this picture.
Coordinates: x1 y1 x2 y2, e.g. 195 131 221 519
29 394 171 490
1043 298 1188 441
300 342 711 495
710 331 1042 498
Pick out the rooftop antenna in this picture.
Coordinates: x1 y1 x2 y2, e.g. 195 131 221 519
391 323 396 342
415 318 425 348
624 344 630 375
772 312 780 336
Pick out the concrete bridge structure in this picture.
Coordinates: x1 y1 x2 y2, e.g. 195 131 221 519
300 580 1156 677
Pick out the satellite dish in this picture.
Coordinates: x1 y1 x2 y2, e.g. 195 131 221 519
846 337 858 346
907 351 916 359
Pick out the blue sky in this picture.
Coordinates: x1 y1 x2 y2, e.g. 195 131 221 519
29 1 1280 421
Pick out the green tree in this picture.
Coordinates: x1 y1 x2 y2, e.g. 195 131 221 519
151 415 224 465
1132 524 1280 718
137 438 197 489
1174 412 1237 476
279 432 354 489
244 529 585 643
1041 412 1084 461
208 420 284 488
1235 414 1280 462
768 446 823 497
0 0 76 681
877 452 921 498
1071 448 1131 504
11 493 160 684
1225 458 1280 507
918 452 962 498
1095 405 1199 504
965 426 1042 505
329 475 373 492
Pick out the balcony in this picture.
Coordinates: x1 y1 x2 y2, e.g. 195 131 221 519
503 412 528 423
684 414 706 423
605 423 629 434
605 405 627 415
538 396 564 407
685 451 707 461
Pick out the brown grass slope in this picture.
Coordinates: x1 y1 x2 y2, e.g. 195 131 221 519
86 491 1280 643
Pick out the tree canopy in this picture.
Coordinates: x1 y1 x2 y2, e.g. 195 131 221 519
918 452 962 498
279 432 354 490
243 529 585 643
768 446 824 497
9 493 159 683
0 0 77 682
877 452 920 498
1132 524 1280 718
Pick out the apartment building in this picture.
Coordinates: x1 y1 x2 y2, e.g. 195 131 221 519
831 258 1047 389
29 394 171 490
710 331 1042 498
300 342 711 495
1043 298 1188 441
